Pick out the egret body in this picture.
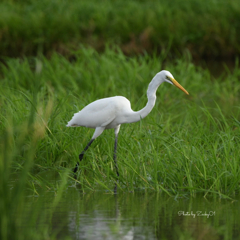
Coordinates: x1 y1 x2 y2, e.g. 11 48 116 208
67 70 189 176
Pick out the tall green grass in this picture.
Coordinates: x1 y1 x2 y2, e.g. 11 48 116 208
1 47 240 198
0 95 70 239
1 47 240 238
0 0 239 58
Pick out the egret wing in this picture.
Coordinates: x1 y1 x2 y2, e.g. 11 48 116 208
67 98 117 128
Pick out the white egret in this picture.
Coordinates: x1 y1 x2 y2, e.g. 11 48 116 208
67 70 189 176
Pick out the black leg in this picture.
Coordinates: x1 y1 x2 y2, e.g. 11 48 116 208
73 138 94 173
113 135 119 177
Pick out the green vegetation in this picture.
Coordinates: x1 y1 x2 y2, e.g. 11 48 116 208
1 47 240 198
1 1 240 237
0 0 240 58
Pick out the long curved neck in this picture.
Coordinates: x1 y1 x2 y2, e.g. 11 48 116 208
129 74 164 122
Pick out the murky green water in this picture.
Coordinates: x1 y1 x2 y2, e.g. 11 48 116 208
21 185 240 240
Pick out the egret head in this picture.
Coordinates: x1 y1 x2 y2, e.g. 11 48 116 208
161 70 189 95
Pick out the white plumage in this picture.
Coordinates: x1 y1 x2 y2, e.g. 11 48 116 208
67 96 131 129
67 70 189 176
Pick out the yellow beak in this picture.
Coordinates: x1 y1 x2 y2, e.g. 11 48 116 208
170 77 189 95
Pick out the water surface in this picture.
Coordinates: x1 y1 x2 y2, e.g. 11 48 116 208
22 186 240 240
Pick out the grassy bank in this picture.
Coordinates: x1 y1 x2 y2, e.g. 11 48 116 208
1 47 240 238
1 47 240 197
0 0 240 58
